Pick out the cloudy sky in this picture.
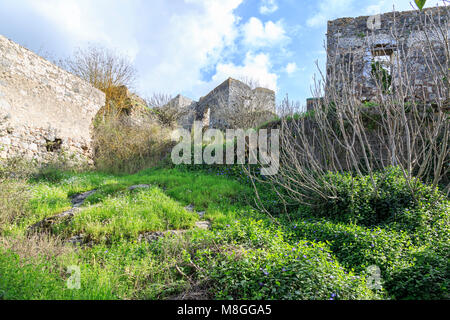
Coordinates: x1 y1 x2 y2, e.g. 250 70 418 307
0 0 440 108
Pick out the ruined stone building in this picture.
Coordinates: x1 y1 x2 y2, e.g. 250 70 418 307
0 35 105 164
0 33 275 166
308 6 449 110
169 78 276 130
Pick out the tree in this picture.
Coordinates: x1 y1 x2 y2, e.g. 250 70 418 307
63 45 137 116
64 44 136 90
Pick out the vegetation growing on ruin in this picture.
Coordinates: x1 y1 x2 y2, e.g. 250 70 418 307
0 0 448 302
0 161 448 300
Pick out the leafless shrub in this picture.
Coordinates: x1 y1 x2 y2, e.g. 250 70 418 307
246 6 449 212
146 93 173 109
238 76 261 90
63 44 136 90
62 45 138 117
93 114 174 174
146 93 185 128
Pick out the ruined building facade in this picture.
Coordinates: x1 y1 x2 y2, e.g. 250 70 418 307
308 6 449 110
170 78 276 130
0 35 105 164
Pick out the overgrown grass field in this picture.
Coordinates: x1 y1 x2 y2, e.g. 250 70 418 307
0 165 448 300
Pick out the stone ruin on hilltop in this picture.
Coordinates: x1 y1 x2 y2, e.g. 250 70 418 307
307 6 449 111
166 77 276 130
0 35 105 165
2 6 446 165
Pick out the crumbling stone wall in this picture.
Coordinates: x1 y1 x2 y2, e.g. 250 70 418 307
326 6 448 102
0 35 105 164
174 78 275 130
168 94 196 129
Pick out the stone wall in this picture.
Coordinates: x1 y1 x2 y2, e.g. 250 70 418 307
326 6 449 102
0 35 105 164
169 94 196 129
195 78 276 129
167 78 276 130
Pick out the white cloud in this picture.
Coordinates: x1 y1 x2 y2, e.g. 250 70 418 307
141 0 244 98
242 17 288 48
364 1 418 15
28 0 141 60
9 0 284 99
213 52 278 91
306 0 420 28
285 62 298 75
260 0 278 15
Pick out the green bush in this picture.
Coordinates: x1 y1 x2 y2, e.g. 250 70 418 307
290 219 413 273
388 241 450 300
308 168 447 232
189 219 381 300
290 218 449 299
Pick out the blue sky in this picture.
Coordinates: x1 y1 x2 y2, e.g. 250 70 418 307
0 0 440 108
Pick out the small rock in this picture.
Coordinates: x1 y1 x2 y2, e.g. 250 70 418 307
185 204 195 212
28 208 79 233
71 190 96 207
138 230 184 243
128 184 150 191
66 234 86 246
195 221 211 230
197 211 206 218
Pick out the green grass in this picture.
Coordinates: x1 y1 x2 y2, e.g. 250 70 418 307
0 167 259 300
59 187 198 242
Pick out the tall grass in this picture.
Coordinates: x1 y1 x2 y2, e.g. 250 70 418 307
93 115 174 174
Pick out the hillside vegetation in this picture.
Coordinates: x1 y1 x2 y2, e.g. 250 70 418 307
0 162 448 300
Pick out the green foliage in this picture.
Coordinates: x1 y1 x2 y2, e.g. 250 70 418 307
0 249 117 300
290 218 413 271
388 241 449 300
415 0 427 10
357 32 366 39
191 219 380 300
290 213 449 299
0 164 447 300
57 187 198 242
371 61 392 92
308 168 448 233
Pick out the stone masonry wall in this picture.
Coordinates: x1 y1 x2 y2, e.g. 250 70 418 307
326 6 449 102
195 78 276 130
0 35 105 164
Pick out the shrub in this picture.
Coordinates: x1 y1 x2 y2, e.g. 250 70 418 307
388 241 450 300
0 180 31 233
290 219 413 274
93 116 173 174
188 219 381 300
307 168 448 233
290 218 449 299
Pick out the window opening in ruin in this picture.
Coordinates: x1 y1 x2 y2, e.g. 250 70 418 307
45 138 62 152
371 45 395 92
